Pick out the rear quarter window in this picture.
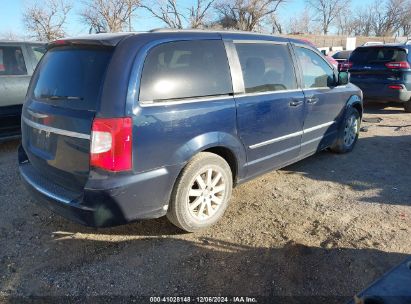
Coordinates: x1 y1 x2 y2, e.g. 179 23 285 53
139 40 233 102
32 47 112 110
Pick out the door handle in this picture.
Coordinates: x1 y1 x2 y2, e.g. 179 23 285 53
306 96 319 104
289 99 304 107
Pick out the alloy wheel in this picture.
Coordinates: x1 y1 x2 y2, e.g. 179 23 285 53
186 168 226 221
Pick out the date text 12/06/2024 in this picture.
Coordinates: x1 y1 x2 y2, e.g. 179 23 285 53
149 297 258 303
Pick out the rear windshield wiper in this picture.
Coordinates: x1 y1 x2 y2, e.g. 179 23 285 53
39 94 84 100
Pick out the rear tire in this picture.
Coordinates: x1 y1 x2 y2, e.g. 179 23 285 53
167 152 233 232
330 107 361 153
404 100 411 113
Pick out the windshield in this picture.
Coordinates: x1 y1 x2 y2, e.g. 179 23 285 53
32 47 113 110
350 47 407 65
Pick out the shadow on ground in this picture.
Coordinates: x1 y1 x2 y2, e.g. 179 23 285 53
0 234 408 301
363 102 405 115
284 134 411 206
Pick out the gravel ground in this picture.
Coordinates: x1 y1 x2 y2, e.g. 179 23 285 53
0 103 410 302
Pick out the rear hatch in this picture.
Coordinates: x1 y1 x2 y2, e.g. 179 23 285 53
22 45 113 193
349 46 409 87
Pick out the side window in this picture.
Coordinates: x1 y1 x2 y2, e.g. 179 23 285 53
139 40 233 102
0 46 27 76
30 45 46 65
295 47 334 88
235 43 297 93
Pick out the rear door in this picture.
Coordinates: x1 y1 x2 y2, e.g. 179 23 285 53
22 46 113 193
349 47 408 96
293 45 348 156
232 41 305 177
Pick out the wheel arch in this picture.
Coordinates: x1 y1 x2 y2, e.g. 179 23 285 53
346 94 363 118
171 132 247 185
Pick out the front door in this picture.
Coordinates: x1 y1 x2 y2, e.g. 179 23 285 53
233 41 305 178
293 45 348 156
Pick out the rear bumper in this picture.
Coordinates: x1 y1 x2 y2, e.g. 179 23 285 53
18 145 182 227
351 81 411 103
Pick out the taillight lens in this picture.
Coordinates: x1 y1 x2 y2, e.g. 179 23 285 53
90 117 132 172
388 84 404 90
385 61 410 69
340 61 353 70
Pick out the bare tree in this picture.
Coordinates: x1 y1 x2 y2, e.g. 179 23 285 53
214 0 286 31
398 0 411 37
287 7 313 34
141 0 215 29
0 31 22 41
306 0 347 35
23 0 72 41
374 0 409 36
336 6 357 36
189 0 216 28
350 5 374 36
400 6 411 36
141 0 184 29
268 13 283 34
81 0 140 33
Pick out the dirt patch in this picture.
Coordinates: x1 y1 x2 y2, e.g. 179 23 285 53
0 103 410 300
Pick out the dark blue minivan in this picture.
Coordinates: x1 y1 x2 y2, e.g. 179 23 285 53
18 30 363 232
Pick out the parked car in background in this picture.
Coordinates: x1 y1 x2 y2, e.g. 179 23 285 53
362 42 383 46
0 41 46 140
332 50 352 70
19 31 362 232
297 39 338 69
345 44 411 112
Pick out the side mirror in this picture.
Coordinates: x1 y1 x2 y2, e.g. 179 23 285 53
338 71 349 85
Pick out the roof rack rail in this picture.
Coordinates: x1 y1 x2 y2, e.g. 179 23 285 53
149 28 176 32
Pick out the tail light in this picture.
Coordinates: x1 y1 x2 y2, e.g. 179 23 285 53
388 84 404 90
341 61 353 70
385 61 410 69
90 117 132 172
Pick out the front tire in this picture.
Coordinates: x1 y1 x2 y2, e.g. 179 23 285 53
167 152 233 232
330 107 361 153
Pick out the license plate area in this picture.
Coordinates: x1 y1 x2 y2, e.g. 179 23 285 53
32 128 51 150
27 125 57 160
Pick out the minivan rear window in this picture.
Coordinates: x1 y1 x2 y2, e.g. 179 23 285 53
139 40 233 102
350 47 407 64
32 47 112 110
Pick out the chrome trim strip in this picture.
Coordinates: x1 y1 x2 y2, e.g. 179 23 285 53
235 89 302 98
27 109 48 119
249 121 335 149
247 135 326 166
233 40 287 45
301 135 326 147
303 121 335 134
247 144 300 166
139 95 234 107
249 130 303 149
22 116 90 140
